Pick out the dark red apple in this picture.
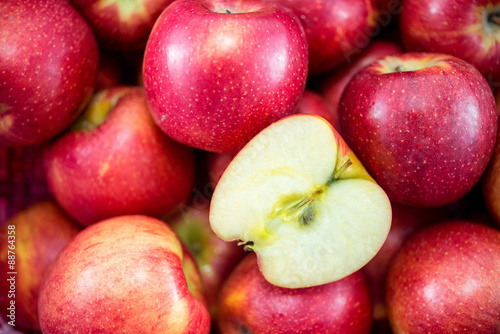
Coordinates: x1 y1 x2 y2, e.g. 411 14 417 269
38 215 211 333
143 0 309 153
399 0 500 85
217 253 372 334
386 221 500 333
44 86 195 226
319 39 403 115
70 0 175 52
272 0 379 76
339 52 498 207
0 0 99 147
0 200 81 332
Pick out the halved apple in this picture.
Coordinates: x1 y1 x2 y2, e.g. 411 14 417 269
209 114 392 288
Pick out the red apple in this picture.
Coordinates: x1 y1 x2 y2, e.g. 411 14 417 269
362 203 449 331
143 0 309 153
339 52 498 207
38 215 211 333
272 0 379 76
294 90 340 129
217 253 372 334
399 0 500 85
319 39 403 114
167 203 246 318
44 86 195 226
386 221 500 333
0 0 99 147
0 200 81 332
70 0 175 52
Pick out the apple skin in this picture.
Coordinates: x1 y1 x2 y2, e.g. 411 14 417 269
70 0 175 52
273 0 378 76
482 118 500 225
167 203 246 318
319 39 403 114
217 253 372 334
94 52 124 92
38 215 211 333
0 0 99 147
386 221 500 334
399 0 500 85
294 90 340 130
0 200 81 332
143 0 309 153
339 52 498 207
362 203 449 332
44 86 195 226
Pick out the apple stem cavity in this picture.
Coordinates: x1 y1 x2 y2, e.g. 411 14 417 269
488 11 500 27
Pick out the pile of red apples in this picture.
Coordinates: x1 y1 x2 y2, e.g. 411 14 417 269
2 0 500 333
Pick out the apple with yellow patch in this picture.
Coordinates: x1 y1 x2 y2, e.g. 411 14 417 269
70 0 175 51
44 86 195 226
209 114 392 288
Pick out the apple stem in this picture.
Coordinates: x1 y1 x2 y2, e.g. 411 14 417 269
226 9 231 14
238 240 254 251
489 12 500 26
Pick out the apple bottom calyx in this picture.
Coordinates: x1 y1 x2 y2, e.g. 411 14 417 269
241 159 353 251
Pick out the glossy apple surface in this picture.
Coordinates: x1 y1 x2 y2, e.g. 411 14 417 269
44 86 195 225
38 215 211 333
273 0 378 76
386 221 500 334
319 39 403 115
0 0 98 147
400 0 500 84
0 201 81 332
218 253 372 334
70 0 175 51
143 0 308 153
210 114 391 288
339 52 498 207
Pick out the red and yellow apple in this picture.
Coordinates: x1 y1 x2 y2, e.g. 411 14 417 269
38 215 211 333
44 86 195 226
0 201 81 332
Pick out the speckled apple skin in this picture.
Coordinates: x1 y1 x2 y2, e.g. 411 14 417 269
339 52 498 207
44 87 195 226
70 0 175 51
400 0 500 84
273 0 378 76
38 215 211 334
217 253 372 334
386 221 500 334
0 201 81 332
0 0 99 147
143 0 308 153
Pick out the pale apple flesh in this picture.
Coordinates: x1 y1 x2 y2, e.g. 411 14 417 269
210 115 391 288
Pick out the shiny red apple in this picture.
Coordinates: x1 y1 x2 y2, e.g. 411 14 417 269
38 215 211 333
0 0 99 147
386 221 500 334
143 0 309 153
339 52 498 207
44 86 195 225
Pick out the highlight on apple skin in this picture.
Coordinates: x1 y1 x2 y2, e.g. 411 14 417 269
142 0 309 153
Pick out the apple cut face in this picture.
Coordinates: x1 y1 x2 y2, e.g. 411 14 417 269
210 114 391 288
